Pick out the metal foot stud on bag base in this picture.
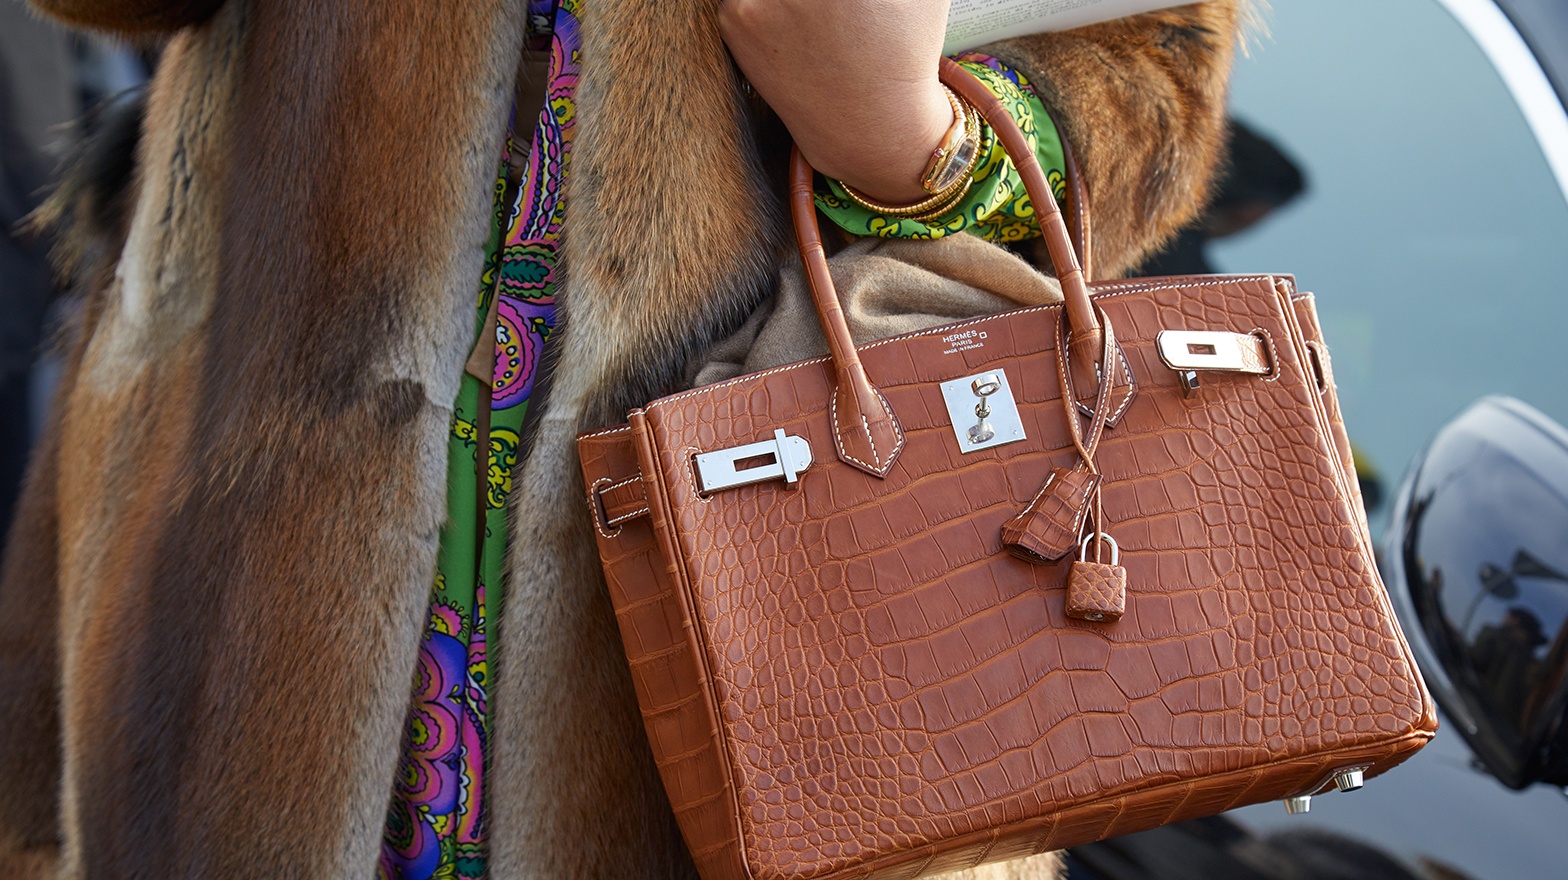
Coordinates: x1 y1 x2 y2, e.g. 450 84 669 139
1281 767 1369 813
1334 767 1366 792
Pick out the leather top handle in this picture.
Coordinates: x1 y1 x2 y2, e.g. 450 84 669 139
1060 129 1093 281
937 58 1097 335
789 58 1105 478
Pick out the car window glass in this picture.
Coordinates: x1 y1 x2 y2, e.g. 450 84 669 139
1208 4 1568 877
1208 0 1568 534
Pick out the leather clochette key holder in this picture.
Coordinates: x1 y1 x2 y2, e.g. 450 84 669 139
576 58 1437 880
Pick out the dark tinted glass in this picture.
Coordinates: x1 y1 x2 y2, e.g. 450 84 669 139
1388 397 1568 788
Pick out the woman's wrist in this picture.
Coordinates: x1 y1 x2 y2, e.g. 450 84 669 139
814 56 1071 244
718 0 955 204
800 79 955 205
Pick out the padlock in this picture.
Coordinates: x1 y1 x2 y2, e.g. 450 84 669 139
1066 532 1126 622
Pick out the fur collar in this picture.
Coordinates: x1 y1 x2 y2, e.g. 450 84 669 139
0 1 1238 877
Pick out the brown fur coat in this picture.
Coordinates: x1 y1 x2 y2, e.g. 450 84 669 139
0 1 1239 877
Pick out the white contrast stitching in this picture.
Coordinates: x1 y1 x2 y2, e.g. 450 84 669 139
603 473 643 494
587 477 624 540
1087 275 1277 296
860 409 881 470
830 393 877 474
1020 469 1059 511
1303 341 1330 394
681 446 719 504
1071 341 1138 424
878 387 907 466
1250 327 1283 383
640 277 1276 424
1109 344 1137 422
1006 468 1096 558
606 507 650 527
579 423 633 440
829 388 905 476
1070 477 1096 538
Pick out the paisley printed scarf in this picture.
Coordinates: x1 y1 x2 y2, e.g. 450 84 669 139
377 1 579 877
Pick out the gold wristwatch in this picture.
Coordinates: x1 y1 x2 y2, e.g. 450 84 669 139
919 85 981 195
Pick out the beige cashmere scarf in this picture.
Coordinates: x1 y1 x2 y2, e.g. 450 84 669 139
689 232 1065 386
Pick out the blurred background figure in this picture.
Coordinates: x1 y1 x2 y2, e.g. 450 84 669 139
1132 117 1387 511
1384 396 1568 793
1137 118 1307 277
0 0 75 548
0 0 146 553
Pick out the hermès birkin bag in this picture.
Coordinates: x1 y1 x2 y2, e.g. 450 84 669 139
577 59 1437 880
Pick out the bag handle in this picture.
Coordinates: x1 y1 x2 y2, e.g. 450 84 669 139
1061 132 1093 281
789 57 1107 477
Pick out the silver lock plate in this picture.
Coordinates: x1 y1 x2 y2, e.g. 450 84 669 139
940 369 1026 454
694 429 813 493
1156 330 1271 374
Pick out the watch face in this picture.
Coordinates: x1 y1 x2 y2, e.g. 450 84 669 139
923 97 979 194
929 134 980 193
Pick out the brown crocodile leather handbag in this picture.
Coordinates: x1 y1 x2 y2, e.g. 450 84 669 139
577 59 1437 880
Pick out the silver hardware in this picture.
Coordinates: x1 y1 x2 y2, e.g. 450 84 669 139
1283 795 1312 815
1078 531 1120 566
694 429 813 493
1178 370 1200 397
1156 330 1269 374
967 372 1001 443
971 374 1002 397
969 410 995 444
1333 768 1366 792
941 370 1025 454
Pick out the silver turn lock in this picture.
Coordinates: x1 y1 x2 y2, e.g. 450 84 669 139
1282 795 1312 815
968 373 1002 444
1333 768 1366 792
939 370 1026 454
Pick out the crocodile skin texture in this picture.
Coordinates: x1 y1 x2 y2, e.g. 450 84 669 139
1001 467 1100 562
1065 561 1126 622
1289 291 1371 543
579 275 1437 880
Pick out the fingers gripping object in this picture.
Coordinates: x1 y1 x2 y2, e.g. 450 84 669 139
788 58 1109 480
578 57 1437 880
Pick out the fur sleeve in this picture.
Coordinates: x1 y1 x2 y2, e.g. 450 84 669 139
0 313 75 880
0 89 141 880
985 1 1243 279
28 0 225 33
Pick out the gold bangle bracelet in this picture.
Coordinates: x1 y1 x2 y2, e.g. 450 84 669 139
906 177 973 223
831 88 983 220
835 174 968 217
836 175 972 223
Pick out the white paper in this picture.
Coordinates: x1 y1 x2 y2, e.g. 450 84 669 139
944 0 1189 54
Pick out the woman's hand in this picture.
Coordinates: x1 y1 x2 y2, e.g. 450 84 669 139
719 0 954 205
